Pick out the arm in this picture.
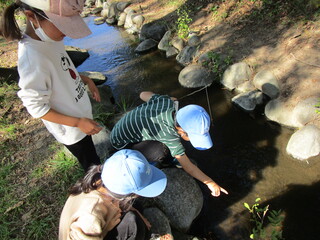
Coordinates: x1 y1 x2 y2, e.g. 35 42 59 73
139 91 155 102
80 75 101 102
41 109 102 135
140 91 177 102
175 154 228 197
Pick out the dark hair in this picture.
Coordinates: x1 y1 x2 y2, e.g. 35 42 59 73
0 1 47 41
68 164 138 212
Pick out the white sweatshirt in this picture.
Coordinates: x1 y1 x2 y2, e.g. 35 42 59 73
17 35 92 145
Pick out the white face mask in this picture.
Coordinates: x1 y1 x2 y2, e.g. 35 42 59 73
30 16 56 42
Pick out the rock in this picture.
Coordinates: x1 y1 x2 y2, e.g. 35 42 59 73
91 7 103 15
286 125 320 160
237 80 256 93
118 12 127 26
92 127 112 160
94 17 106 25
176 46 198 66
166 47 179 58
79 71 107 85
253 70 279 99
291 96 320 127
132 15 145 29
171 37 184 52
124 8 136 29
151 168 203 232
232 90 264 111
178 64 213 88
221 62 253 90
134 39 158 53
106 17 117 25
187 35 201 47
158 30 172 52
65 46 89 68
140 22 167 41
117 2 131 12
265 98 295 127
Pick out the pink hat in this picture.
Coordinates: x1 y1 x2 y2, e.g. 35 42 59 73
21 0 91 39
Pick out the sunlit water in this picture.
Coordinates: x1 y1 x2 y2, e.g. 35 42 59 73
65 16 320 240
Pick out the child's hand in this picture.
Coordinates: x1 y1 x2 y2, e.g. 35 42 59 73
206 181 228 197
76 118 102 135
80 75 101 102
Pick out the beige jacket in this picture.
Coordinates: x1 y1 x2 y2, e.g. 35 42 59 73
59 190 121 240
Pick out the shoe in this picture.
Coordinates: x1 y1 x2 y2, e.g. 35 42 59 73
172 158 182 168
150 233 174 240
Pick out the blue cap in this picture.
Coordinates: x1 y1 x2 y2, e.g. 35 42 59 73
176 105 213 150
101 149 167 197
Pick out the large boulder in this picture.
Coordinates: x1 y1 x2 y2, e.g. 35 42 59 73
140 168 203 233
253 70 279 99
178 64 214 88
286 124 320 161
140 22 167 41
221 62 253 90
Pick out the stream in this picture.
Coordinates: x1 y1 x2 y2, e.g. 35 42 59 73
64 16 320 240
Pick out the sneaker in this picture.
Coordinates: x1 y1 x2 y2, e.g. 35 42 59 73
150 233 174 240
172 158 182 168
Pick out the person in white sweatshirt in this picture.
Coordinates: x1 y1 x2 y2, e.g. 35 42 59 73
1 0 102 171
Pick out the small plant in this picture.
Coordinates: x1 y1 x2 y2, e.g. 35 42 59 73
315 100 320 114
244 198 285 240
116 96 134 113
203 51 233 80
176 7 192 39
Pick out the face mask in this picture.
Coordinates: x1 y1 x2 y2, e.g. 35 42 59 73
30 16 56 43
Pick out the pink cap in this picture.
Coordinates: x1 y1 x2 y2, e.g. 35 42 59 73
21 0 91 39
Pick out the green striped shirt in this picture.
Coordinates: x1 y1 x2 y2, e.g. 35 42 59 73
110 94 185 156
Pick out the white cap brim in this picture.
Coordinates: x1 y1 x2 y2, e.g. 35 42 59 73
45 11 91 39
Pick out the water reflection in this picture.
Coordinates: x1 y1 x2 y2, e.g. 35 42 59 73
65 16 320 240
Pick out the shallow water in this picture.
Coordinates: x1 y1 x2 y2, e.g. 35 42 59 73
65 17 320 240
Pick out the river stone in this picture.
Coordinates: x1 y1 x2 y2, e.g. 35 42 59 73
166 46 179 58
221 62 253 90
187 35 201 47
132 15 145 29
286 125 320 160
91 7 103 15
158 30 172 52
291 96 320 127
143 207 172 237
153 168 203 232
237 80 256 93
171 37 184 52
65 46 89 68
94 17 105 25
117 2 131 11
134 39 158 53
265 98 295 127
176 46 198 66
92 127 112 160
85 0 95 7
118 12 127 26
124 8 135 29
140 22 167 41
253 70 279 99
106 17 117 25
79 71 107 85
232 90 264 111
178 64 213 88
95 0 103 8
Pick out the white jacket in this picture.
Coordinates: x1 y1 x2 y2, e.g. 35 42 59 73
17 35 92 145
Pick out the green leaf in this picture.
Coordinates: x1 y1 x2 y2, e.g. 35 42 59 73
250 234 254 239
244 202 251 210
